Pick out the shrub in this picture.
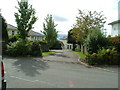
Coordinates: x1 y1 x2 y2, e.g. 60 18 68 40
98 48 119 65
6 39 30 57
8 34 20 43
50 40 62 50
29 41 42 56
86 48 119 65
85 29 109 54
38 40 49 52
6 39 42 57
86 54 95 65
108 36 120 53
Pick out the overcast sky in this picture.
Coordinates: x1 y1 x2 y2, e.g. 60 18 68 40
0 0 119 35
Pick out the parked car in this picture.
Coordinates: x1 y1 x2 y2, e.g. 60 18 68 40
0 56 6 90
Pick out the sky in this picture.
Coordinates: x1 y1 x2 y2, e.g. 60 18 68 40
0 0 119 35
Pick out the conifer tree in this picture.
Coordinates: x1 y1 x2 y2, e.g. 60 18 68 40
42 14 58 48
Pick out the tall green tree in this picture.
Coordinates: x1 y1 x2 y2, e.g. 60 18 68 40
67 29 77 51
0 14 8 42
85 28 108 54
0 14 8 54
42 14 58 48
14 1 37 40
72 10 106 43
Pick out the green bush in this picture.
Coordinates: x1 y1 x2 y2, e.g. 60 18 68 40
85 29 109 54
38 40 49 52
50 40 62 50
8 34 20 43
86 48 119 65
29 41 42 56
6 39 42 57
6 39 30 57
108 36 120 53
98 48 119 65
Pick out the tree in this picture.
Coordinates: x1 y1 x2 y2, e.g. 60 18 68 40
67 29 77 51
70 27 84 44
14 1 37 40
42 14 58 48
85 28 108 54
0 14 8 42
0 14 8 54
72 10 106 44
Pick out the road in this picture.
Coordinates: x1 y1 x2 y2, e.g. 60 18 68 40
3 50 118 88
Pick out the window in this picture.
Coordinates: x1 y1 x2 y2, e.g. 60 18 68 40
70 45 71 49
35 36 36 40
67 45 69 49
31 36 34 39
12 31 14 35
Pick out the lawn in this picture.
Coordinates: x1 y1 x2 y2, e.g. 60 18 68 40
70 51 86 59
42 51 55 56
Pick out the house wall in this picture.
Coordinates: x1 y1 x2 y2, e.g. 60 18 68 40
8 29 18 36
67 44 73 50
7 29 44 41
111 23 120 37
29 36 44 41
60 39 67 49
60 39 73 50
118 23 120 36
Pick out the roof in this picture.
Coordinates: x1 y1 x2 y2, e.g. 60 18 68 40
60 36 67 40
28 30 44 37
7 24 17 30
108 20 120 25
7 24 44 37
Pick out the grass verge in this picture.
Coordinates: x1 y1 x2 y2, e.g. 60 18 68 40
42 51 55 56
70 51 86 59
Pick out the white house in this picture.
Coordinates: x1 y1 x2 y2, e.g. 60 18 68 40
28 30 44 41
7 24 44 41
60 36 73 50
7 24 19 36
108 20 120 37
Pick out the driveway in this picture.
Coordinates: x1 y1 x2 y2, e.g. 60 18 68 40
3 50 118 88
42 50 79 63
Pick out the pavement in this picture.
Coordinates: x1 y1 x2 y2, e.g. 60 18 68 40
3 50 119 88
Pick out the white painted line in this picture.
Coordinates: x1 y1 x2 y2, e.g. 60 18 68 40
10 75 56 87
10 76 35 82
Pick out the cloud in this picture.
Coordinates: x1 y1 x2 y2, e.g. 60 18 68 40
53 15 68 22
0 0 118 35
